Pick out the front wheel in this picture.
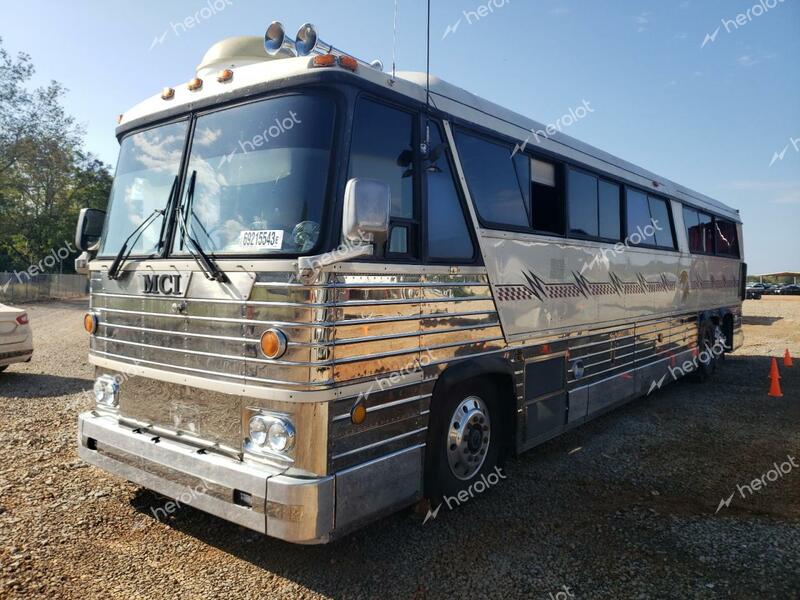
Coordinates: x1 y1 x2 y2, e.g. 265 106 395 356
424 379 505 503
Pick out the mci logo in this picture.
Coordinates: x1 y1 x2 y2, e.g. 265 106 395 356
142 273 183 296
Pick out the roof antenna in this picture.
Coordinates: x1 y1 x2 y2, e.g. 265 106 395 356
391 0 398 83
423 0 431 154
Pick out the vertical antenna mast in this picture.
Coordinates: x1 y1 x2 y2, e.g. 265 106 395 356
424 0 431 152
391 0 398 81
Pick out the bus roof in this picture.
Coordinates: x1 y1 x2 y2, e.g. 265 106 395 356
117 46 739 222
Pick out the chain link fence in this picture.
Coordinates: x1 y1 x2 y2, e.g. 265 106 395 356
0 272 89 303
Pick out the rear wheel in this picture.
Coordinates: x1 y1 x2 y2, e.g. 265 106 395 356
425 379 505 502
696 320 723 381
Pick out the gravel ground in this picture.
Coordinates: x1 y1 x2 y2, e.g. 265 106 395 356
0 297 798 599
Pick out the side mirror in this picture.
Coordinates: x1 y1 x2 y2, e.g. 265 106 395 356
75 208 106 253
342 178 391 245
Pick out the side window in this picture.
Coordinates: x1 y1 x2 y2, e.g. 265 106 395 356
598 180 621 240
648 196 675 249
626 189 675 249
531 158 564 235
426 124 475 261
683 206 704 253
699 211 714 254
454 130 530 229
349 98 417 257
566 168 621 240
567 169 598 237
715 219 739 257
626 189 656 245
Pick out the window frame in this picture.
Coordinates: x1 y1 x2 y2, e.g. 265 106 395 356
453 126 535 235
565 165 623 244
347 93 423 263
421 120 481 265
713 217 740 258
623 185 678 251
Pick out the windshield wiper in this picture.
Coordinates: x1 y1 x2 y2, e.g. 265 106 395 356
178 170 229 283
107 176 178 279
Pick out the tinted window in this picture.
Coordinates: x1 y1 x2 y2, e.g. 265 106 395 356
699 211 714 253
568 169 598 237
683 206 704 253
648 196 675 248
531 158 563 234
426 125 475 261
715 219 739 257
626 189 656 245
350 98 419 258
350 98 414 219
455 130 529 228
598 180 621 240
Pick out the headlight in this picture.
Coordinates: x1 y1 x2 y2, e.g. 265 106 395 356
248 414 295 453
93 375 119 409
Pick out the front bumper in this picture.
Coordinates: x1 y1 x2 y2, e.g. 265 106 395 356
78 412 423 543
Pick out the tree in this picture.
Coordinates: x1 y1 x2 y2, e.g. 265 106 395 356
0 37 112 273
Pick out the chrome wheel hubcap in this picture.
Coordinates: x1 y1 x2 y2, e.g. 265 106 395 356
447 396 491 481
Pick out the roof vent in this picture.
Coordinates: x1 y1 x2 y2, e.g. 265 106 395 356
196 35 285 78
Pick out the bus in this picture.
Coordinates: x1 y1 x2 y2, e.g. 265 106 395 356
75 23 745 543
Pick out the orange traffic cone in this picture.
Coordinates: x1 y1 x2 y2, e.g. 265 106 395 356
784 349 794 367
768 358 783 398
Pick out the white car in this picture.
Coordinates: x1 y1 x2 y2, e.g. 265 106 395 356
0 303 33 372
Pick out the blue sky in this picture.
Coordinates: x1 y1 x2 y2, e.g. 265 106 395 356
3 0 798 273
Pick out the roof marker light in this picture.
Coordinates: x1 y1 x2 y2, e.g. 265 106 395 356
188 77 203 91
217 69 234 83
161 87 175 100
311 54 337 68
338 55 358 72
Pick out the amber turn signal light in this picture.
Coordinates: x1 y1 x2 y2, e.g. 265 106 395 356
260 329 287 359
84 312 98 334
350 402 367 425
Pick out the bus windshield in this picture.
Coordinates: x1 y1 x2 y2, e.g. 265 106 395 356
174 94 335 256
99 120 188 257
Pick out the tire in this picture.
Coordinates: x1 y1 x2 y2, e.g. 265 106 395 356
0 366 7 373
695 320 723 381
424 378 505 503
